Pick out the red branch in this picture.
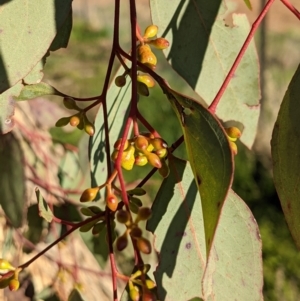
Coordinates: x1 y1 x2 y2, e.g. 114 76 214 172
280 0 300 19
208 0 276 113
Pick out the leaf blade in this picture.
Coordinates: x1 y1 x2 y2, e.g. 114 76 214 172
148 159 263 301
271 65 300 249
35 188 53 223
165 88 234 252
0 132 26 227
16 82 64 101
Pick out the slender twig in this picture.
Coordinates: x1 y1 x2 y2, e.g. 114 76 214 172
106 209 119 301
136 110 160 137
208 0 276 113
280 0 300 19
18 213 104 270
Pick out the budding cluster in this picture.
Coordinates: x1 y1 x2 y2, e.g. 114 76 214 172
128 264 157 301
0 259 21 291
114 24 170 98
111 134 169 177
224 126 242 155
115 205 153 254
55 97 95 136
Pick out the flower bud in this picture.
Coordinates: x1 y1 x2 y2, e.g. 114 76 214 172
143 25 158 38
225 127 242 141
229 141 238 155
8 279 19 291
137 207 152 221
135 155 148 166
80 187 100 202
148 37 170 50
115 75 126 87
106 193 118 211
135 135 149 151
121 146 135 170
114 138 129 151
0 259 15 274
116 210 131 224
136 237 152 254
137 82 150 97
63 97 79 110
150 137 168 150
129 282 141 301
116 233 128 251
145 152 162 169
69 115 81 127
137 74 155 88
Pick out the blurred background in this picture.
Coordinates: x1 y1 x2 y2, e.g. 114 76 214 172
42 0 300 300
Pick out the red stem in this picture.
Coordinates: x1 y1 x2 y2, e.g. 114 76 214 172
136 110 160 137
18 213 104 270
208 0 276 113
280 0 300 19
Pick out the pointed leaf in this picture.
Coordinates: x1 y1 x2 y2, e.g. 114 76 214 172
202 190 263 301
147 158 263 301
165 88 233 252
0 83 23 134
271 65 300 250
35 188 53 223
243 0 253 10
68 289 85 301
0 132 25 227
16 82 65 101
89 69 132 199
0 0 72 93
150 0 260 148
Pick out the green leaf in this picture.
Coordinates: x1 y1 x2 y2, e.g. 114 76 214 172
16 82 65 101
35 188 53 223
150 0 260 148
203 190 263 300
0 83 23 134
0 0 72 93
147 158 263 301
68 289 85 301
0 132 25 227
89 68 132 199
165 89 233 252
243 0 253 10
24 204 44 245
271 65 300 250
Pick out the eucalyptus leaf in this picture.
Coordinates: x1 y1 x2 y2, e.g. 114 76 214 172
271 65 300 250
164 88 233 252
68 289 85 301
16 82 65 101
36 188 53 223
147 158 263 301
0 132 26 227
